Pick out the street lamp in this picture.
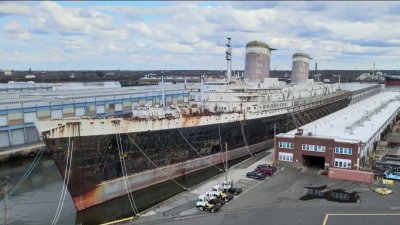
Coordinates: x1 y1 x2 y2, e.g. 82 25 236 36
333 74 341 89
1 176 11 225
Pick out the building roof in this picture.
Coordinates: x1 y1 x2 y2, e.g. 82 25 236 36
278 92 400 143
0 83 187 110
339 83 378 92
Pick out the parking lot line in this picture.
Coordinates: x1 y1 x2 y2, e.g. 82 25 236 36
322 213 400 225
322 214 329 225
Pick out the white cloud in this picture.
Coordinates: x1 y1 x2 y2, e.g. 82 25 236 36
1 1 400 70
0 2 34 17
3 22 35 41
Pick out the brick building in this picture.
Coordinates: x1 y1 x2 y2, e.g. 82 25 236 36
276 130 361 169
275 92 400 170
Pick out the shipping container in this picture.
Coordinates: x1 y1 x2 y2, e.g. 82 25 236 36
328 167 374 184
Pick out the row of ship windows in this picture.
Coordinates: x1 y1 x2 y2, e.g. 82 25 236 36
262 102 287 109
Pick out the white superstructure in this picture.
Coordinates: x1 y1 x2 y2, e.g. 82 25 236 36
278 92 400 159
35 77 347 139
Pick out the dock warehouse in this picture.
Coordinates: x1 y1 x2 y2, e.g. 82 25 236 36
0 83 188 149
275 92 400 170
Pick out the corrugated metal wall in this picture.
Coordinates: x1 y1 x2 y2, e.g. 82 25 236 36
115 103 122 112
51 110 63 118
75 107 85 116
0 131 9 147
26 127 40 143
24 112 37 123
96 105 105 114
11 128 24 145
0 115 7 126
1 90 190 149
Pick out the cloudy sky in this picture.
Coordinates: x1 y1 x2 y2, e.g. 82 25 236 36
0 1 399 71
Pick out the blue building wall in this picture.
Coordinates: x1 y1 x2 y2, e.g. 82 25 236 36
0 90 189 150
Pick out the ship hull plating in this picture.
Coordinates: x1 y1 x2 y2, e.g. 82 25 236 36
44 95 352 211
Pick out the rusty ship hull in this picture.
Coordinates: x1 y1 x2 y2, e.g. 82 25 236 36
42 92 352 211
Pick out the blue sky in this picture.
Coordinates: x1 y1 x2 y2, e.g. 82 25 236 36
0 1 399 70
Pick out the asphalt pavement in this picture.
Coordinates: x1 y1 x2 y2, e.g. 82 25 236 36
116 150 400 225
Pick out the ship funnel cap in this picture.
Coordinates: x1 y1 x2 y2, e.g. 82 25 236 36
246 40 276 50
293 52 311 59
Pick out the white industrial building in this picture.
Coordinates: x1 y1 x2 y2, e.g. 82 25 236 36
275 91 400 169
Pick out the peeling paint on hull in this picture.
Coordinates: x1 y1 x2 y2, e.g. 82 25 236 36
73 141 269 211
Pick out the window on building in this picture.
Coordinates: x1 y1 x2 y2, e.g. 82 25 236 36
335 147 353 155
334 158 351 169
279 141 294 149
302 144 325 152
278 152 293 162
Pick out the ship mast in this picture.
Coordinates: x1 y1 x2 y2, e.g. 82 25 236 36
201 75 204 113
161 76 165 108
226 37 232 82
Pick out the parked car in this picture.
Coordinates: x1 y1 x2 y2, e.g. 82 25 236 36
205 192 226 205
196 194 221 213
255 165 274 176
375 187 392 195
383 170 400 181
246 171 266 180
210 185 234 202
222 180 242 195
256 164 277 173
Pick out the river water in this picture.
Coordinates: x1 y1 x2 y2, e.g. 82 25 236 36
0 154 243 225
0 157 76 225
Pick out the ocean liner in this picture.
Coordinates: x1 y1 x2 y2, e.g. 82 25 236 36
35 39 353 211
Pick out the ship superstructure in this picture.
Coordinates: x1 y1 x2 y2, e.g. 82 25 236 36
35 39 353 212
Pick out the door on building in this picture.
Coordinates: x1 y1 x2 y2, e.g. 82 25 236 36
302 155 325 169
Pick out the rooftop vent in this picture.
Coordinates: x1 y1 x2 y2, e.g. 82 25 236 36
295 129 303 136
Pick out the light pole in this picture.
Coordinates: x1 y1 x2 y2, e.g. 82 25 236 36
1 176 11 225
334 74 341 89
225 142 228 183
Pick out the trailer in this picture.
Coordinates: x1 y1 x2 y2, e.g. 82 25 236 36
328 168 374 184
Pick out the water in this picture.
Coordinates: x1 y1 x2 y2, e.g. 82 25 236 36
0 157 76 225
0 154 250 225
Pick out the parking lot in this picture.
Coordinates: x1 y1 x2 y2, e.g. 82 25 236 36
118 150 400 225
323 214 400 225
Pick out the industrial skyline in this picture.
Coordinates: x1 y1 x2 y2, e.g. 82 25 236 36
0 1 399 70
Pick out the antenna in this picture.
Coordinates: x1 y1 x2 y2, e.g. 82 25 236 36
161 76 165 108
372 61 375 77
201 75 204 113
226 37 232 82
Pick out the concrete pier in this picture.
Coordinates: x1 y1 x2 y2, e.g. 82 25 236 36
0 142 44 163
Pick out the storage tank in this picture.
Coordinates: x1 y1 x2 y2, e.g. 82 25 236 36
291 52 311 83
244 41 275 82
